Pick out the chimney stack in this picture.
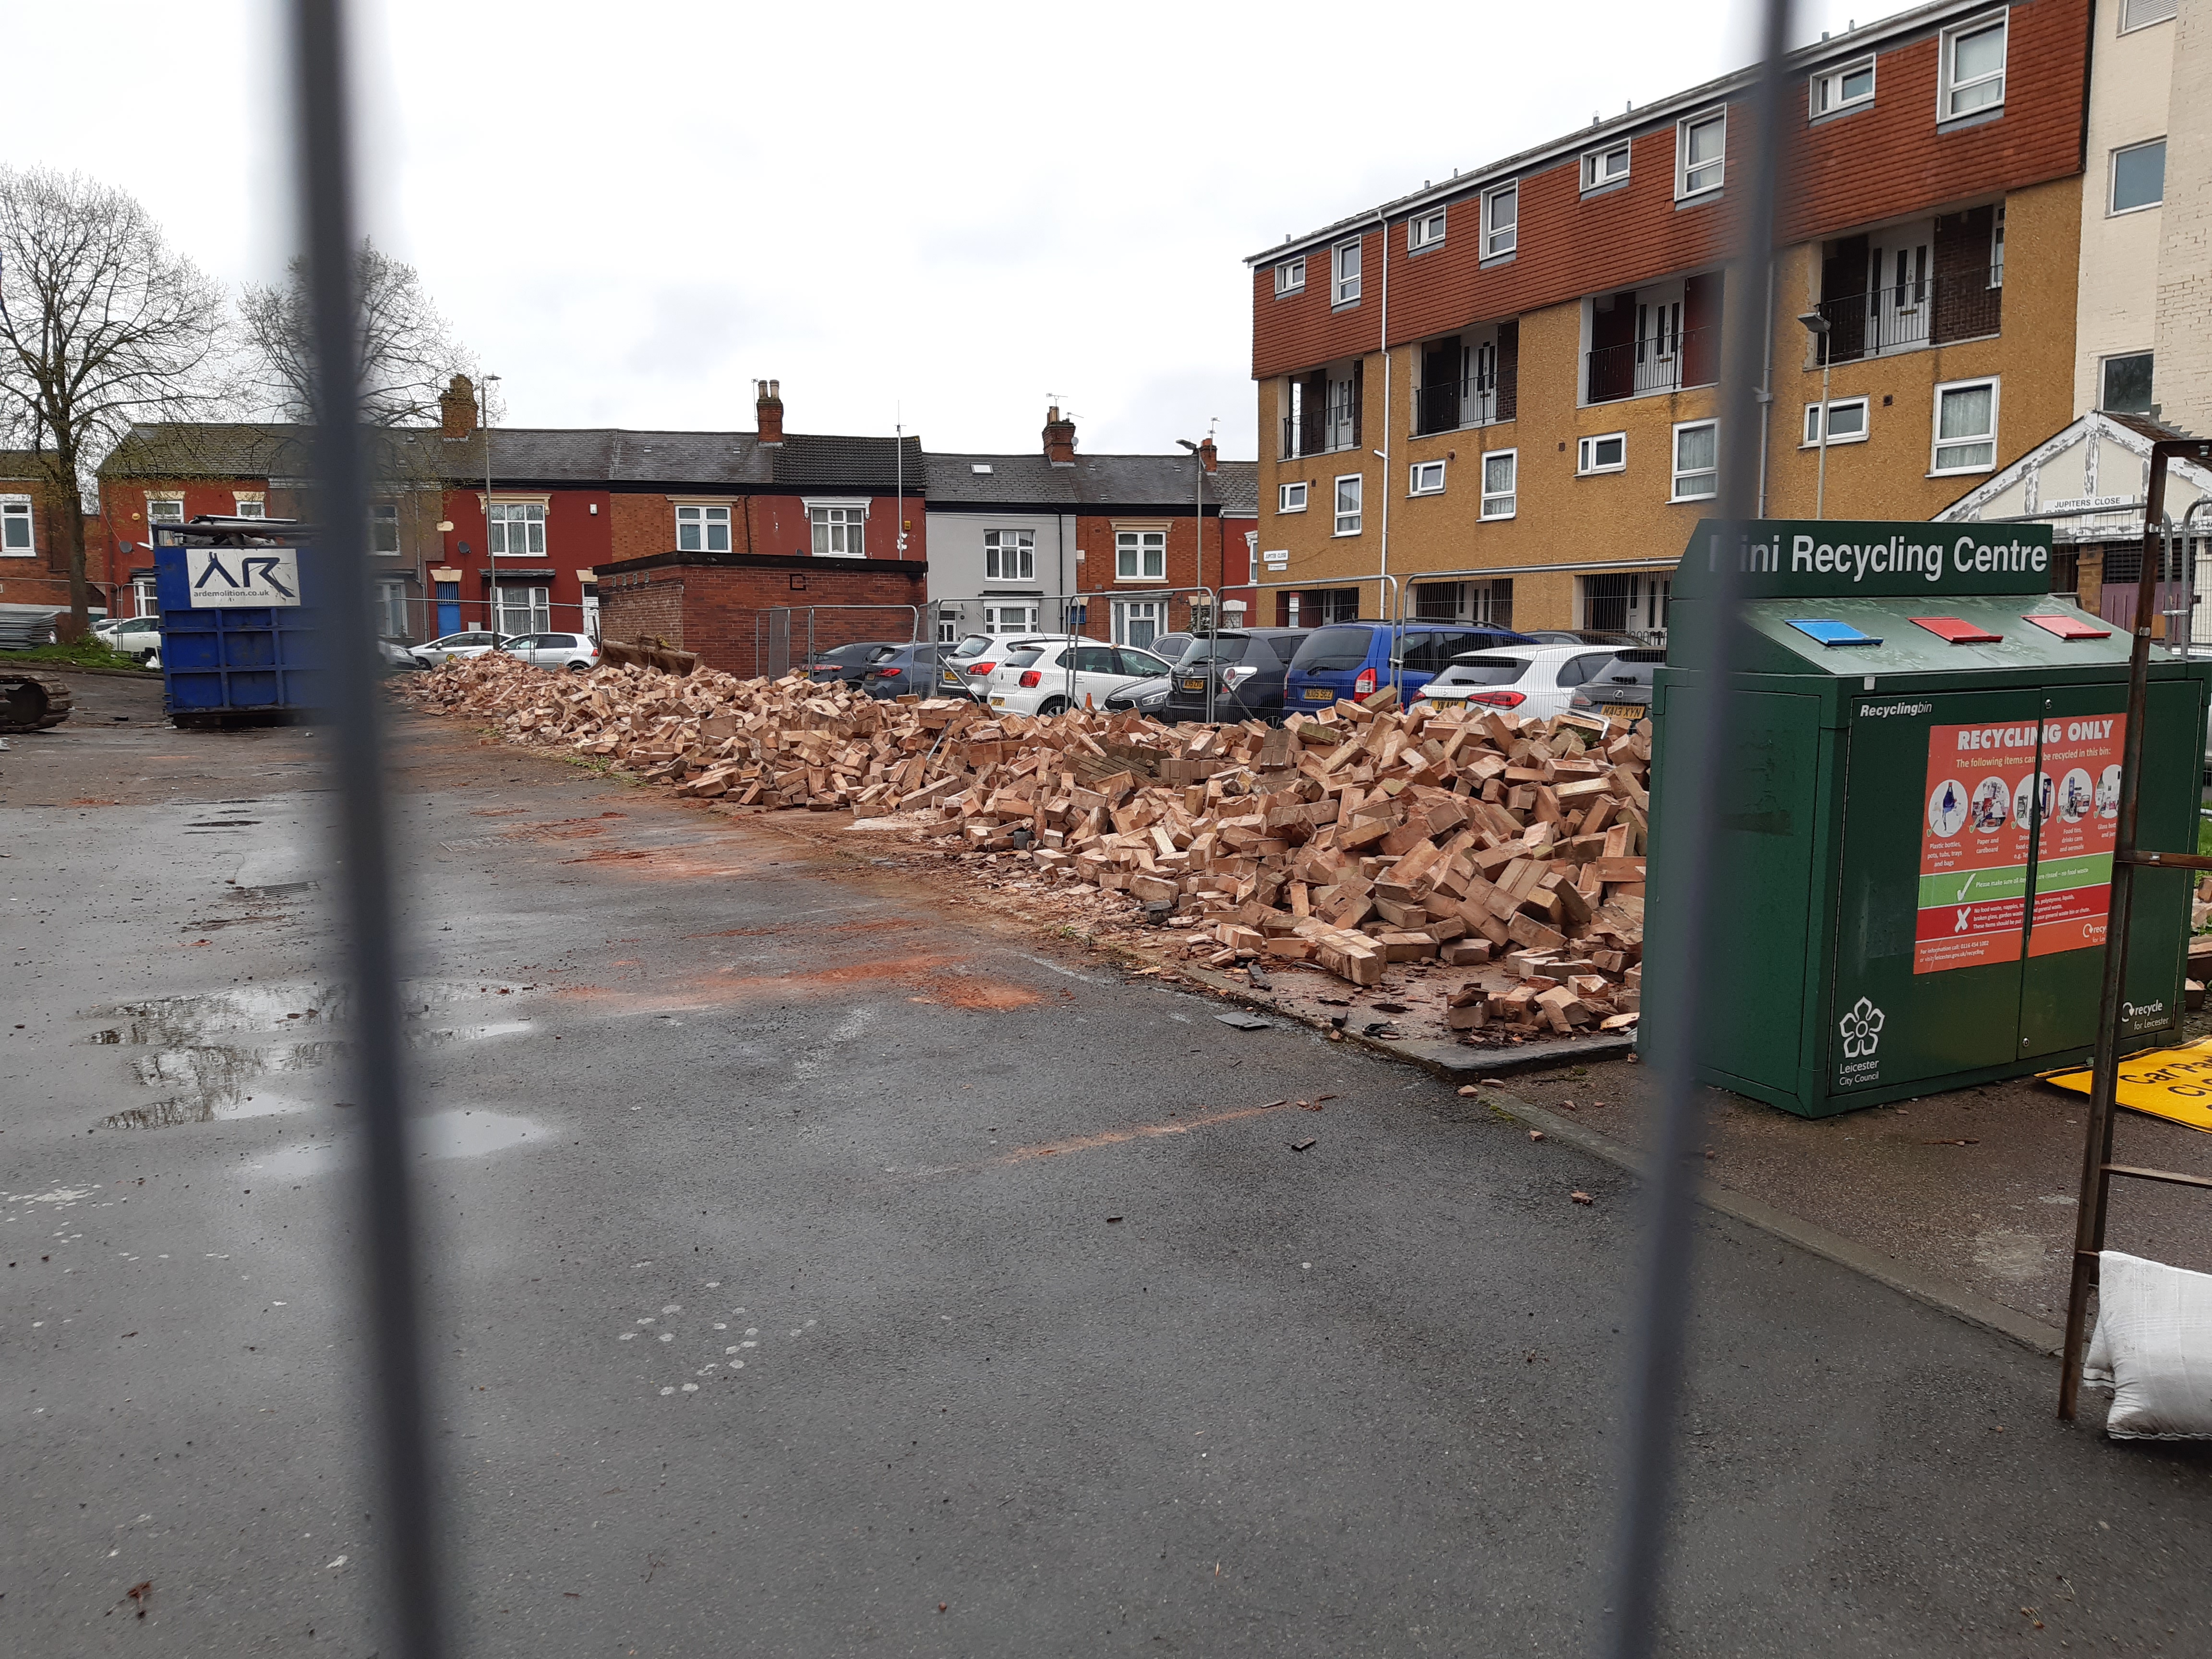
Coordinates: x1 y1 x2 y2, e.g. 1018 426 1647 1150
1042 405 1076 466
440 373 478 440
756 379 784 446
1198 435 1218 474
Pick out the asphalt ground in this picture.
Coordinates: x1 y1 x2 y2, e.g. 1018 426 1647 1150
5 673 2212 1657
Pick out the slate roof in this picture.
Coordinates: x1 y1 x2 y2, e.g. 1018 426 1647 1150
925 452 1259 515
435 429 925 492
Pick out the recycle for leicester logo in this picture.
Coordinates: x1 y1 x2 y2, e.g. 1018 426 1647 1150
1838 997 1885 1059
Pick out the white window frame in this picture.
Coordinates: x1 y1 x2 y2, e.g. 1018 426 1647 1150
984 603 1038 635
145 493 185 529
368 501 401 555
1408 460 1446 496
131 574 159 617
983 527 1036 582
1938 12 2007 122
374 577 408 638
675 503 732 553
1671 420 1719 502
1676 109 1726 200
1479 450 1517 520
233 491 266 519
1275 255 1305 296
805 498 868 558
1576 433 1627 476
1810 56 1876 119
1990 203 2006 287
2099 351 2155 413
1112 598 1165 649
1278 481 1309 513
488 499 547 557
1482 183 1517 257
1408 208 1446 253
1931 377 2000 475
0 494 34 557
496 583 551 636
2109 137 2167 216
1332 474 1363 537
1115 528 1167 581
1581 142 1631 192
937 616 961 645
1803 397 1870 446
1332 239 1362 305
2121 0 2178 33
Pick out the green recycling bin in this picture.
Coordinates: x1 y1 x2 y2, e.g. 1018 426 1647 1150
1647 519 2212 1118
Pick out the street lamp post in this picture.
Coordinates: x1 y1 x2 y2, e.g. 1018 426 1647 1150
1795 313 1831 519
481 373 502 641
1177 436 1212 721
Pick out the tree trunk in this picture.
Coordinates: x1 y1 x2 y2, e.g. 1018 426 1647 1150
58 449 90 641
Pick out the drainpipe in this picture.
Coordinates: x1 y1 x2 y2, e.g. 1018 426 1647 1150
1755 261 1775 518
1376 210 1392 628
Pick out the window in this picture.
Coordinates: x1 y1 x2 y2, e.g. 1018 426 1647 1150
2122 0 2179 29
2100 353 2155 415
368 502 400 554
1333 239 1361 305
675 505 731 552
1940 14 2006 121
1480 451 1517 519
233 494 266 519
1803 398 1869 445
132 575 159 617
1990 203 2006 287
1483 183 1517 257
1582 142 1630 191
1333 475 1363 536
2111 139 2166 214
1577 433 1627 475
146 494 184 527
1671 421 1718 500
1676 110 1725 198
1112 599 1164 649
1811 57 1875 117
1275 255 1305 296
937 617 960 645
1409 208 1446 252
1278 481 1309 513
1 496 32 555
488 500 546 556
1932 378 1998 473
984 603 1037 634
496 584 550 635
1115 529 1166 579
375 578 407 638
984 528 1035 582
1408 460 1446 496
809 503 866 557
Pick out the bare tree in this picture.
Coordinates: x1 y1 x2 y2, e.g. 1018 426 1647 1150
0 166 232 635
240 239 474 428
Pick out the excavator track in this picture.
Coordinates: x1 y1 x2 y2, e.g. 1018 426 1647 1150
0 672 74 733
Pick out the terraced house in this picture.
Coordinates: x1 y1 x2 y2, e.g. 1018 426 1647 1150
1250 0 2096 640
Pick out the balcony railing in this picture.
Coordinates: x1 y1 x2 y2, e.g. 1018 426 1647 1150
1584 325 1719 405
1279 414 1358 460
1412 375 1513 436
1813 266 2002 363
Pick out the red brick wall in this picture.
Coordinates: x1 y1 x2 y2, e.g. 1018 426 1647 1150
1073 508 1240 640
599 554 930 677
1253 0 2089 377
437 486 612 621
602 491 929 570
0 466 90 612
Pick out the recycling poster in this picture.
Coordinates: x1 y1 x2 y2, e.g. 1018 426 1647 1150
1916 716 2123 975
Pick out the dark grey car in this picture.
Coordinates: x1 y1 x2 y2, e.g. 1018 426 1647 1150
804 640 905 685
858 642 942 699
1567 647 1665 719
1162 628 1311 723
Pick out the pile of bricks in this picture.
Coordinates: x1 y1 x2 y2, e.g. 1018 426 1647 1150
401 657 1650 1039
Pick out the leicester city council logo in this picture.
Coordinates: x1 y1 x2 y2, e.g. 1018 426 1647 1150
1839 998 1885 1058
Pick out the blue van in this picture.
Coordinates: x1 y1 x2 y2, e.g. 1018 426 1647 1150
1284 621 1537 707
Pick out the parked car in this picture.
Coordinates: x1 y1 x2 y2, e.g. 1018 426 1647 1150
1412 644 1622 717
799 640 904 685
975 638 1175 716
102 615 164 662
942 632 1087 701
1162 628 1311 724
935 633 998 697
1567 648 1666 721
495 631 601 672
1143 631 1195 666
1519 629 1643 648
411 630 522 665
858 642 941 699
1103 673 1174 716
378 639 426 672
1283 621 1537 708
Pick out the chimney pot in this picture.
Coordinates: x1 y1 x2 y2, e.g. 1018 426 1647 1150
1199 437 1219 474
440 373 478 440
757 378 785 446
1043 405 1077 467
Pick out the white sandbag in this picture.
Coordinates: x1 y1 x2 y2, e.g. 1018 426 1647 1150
2087 1250 2212 1440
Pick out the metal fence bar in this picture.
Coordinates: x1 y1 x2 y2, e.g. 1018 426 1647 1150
290 3 446 1656
1603 2 1792 1654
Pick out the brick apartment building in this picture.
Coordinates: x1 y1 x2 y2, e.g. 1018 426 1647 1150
1249 0 2093 639
925 407 1258 651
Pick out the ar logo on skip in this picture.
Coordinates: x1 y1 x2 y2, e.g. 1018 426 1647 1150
183 546 301 608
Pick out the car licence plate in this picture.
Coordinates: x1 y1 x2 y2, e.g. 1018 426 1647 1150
989 696 1007 708
1181 678 1206 692
1302 686 1333 701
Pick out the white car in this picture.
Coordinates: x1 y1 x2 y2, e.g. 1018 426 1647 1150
410 630 523 665
1413 644 1625 718
976 637 1175 716
101 615 164 662
502 631 602 672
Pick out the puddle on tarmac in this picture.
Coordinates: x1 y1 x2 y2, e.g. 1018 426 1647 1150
248 1110 548 1180
88 981 546 1130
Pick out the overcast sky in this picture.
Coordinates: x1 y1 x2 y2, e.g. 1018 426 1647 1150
22 0 1885 460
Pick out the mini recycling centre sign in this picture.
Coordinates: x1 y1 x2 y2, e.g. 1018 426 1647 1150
1645 520 2212 1118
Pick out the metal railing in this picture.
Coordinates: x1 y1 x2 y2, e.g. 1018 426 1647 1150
1585 325 1720 404
1411 375 1509 436
1812 265 2002 362
1278 413 1359 460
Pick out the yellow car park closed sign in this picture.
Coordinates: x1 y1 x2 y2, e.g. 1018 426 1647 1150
2044 1037 2212 1134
